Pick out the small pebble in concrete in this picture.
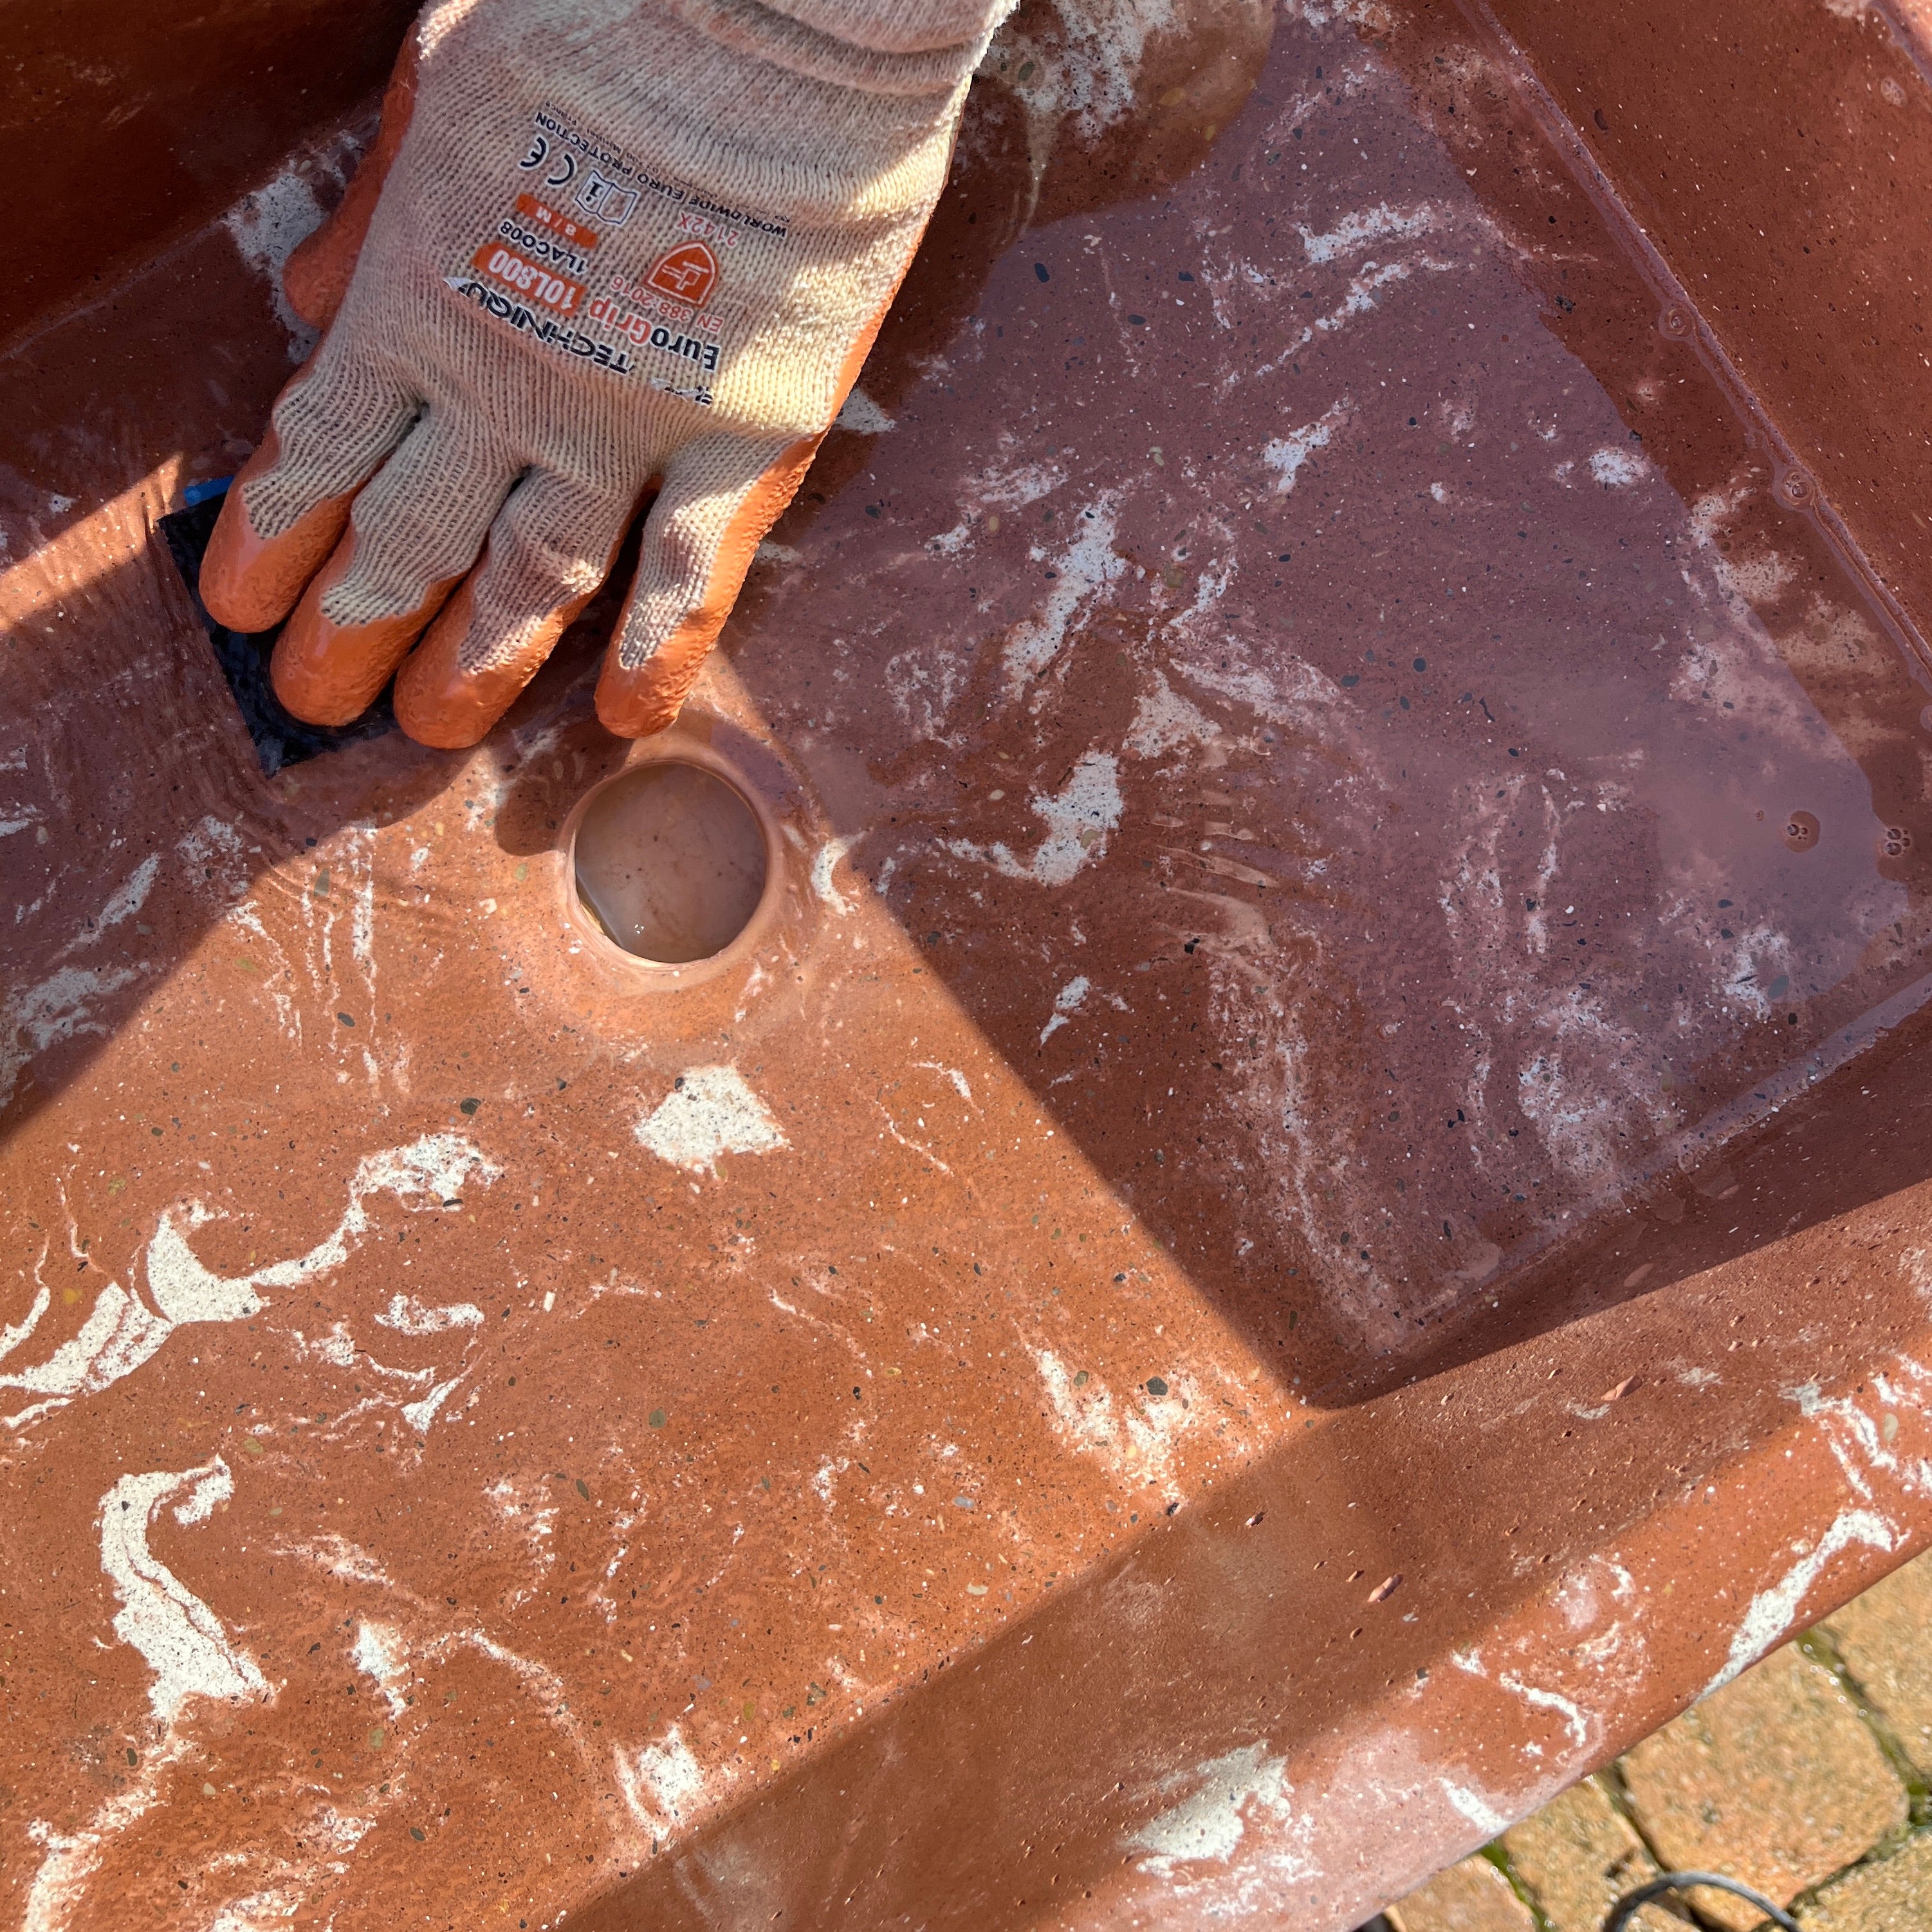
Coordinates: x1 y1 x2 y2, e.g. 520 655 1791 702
1385 1855 1532 1932
1501 1776 1675 1932
1618 1643 1907 1931
1822 1549 1932 1777
1798 1828 1932 1931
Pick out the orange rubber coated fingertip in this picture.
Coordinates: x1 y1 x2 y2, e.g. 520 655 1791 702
282 33 421 332
283 212 371 338
594 656 688 740
198 455 353 636
392 587 557 750
270 562 458 728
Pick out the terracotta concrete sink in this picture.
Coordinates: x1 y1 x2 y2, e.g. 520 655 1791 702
5 1 1932 1926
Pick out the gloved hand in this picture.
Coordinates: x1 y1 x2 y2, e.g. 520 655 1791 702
199 0 1012 748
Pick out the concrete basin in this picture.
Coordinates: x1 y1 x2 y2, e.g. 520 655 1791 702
4 1 1932 1924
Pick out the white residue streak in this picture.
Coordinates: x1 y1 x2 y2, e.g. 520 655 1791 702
946 751 1122 887
0 964 143 1114
1040 975 1091 1043
1588 445 1649 487
351 829 378 984
1330 261 1428 331
811 833 863 917
151 1133 493 1317
177 814 249 894
1298 201 1439 264
1891 1251 1932 1314
224 166 326 356
1496 1671 1591 1751
1125 670 1222 760
1440 1780 1513 1837
616 1725 713 1839
914 1061 974 1103
352 1619 410 1719
834 386 896 434
60 857 159 956
402 1375 468 1434
23 1740 192 1932
1130 1742 1292 1871
1031 1347 1193 1491
207 1886 309 1931
1002 496 1123 699
926 457 1063 555
100 1459 266 1723
290 1533 396 1591
635 1066 787 1176
1688 481 1753 545
1264 400 1351 494
483 1478 558 1608
1706 1507 1895 1695
1783 1375 1932 1498
0 1136 497 1428
376 1294 483 1336
991 0 1183 144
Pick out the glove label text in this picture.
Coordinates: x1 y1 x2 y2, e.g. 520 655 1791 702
445 277 635 376
469 243 586 315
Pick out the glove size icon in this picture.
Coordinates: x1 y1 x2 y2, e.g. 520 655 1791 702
645 241 719 306
514 192 600 251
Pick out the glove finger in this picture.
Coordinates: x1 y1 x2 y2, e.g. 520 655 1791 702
393 468 638 750
199 345 419 634
595 432 820 739
270 407 514 728
283 30 421 333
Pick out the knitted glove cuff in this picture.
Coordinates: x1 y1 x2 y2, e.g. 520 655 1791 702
659 0 1015 96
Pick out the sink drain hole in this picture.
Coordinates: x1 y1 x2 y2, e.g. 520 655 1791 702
573 762 767 964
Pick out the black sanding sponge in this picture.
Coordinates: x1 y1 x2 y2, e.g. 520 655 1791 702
161 480 394 777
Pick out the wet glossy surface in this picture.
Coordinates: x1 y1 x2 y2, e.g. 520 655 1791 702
573 763 768 964
1475 0 1932 659
3 1 1932 1927
742 0 1932 1381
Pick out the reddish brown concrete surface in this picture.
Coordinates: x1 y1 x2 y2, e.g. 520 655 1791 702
4 1 1932 1927
0 0 417 351
1457 0 1932 661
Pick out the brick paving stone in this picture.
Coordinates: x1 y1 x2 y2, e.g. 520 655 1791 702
1821 1549 1932 1777
1798 1828 1932 1932
1386 1854 1535 1932
1502 1776 1677 1932
1619 1643 1908 1931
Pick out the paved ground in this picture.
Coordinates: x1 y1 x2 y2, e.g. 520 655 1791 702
1381 1551 1932 1931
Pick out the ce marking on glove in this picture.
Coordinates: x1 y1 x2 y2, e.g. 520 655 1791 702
519 131 576 193
520 136 641 231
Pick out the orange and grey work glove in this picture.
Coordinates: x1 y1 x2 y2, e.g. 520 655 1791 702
199 0 1012 747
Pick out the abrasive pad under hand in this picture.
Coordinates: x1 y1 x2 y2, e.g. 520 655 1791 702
199 0 1012 748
